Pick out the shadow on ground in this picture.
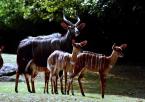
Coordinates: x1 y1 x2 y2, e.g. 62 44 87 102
72 64 145 99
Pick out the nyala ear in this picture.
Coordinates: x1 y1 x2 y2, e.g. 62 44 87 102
80 40 87 47
112 43 116 49
61 22 69 30
120 44 127 49
77 23 86 30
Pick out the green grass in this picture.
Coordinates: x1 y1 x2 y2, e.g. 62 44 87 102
0 53 145 102
1 53 17 65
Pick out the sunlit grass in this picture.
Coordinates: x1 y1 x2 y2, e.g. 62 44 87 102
0 53 145 102
1 53 17 65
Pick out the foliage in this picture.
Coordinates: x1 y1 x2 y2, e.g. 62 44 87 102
97 0 145 24
23 0 101 22
0 0 25 26
0 0 144 27
0 0 102 26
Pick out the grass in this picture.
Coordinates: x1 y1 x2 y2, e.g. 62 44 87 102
1 53 17 66
0 53 145 102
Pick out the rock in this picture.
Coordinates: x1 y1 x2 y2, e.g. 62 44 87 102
0 63 25 82
0 76 24 82
0 63 17 77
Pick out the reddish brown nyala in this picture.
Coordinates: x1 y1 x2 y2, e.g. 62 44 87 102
67 43 127 98
25 59 50 93
47 40 87 95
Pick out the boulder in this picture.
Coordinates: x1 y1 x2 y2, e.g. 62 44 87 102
0 63 24 82
0 63 17 77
